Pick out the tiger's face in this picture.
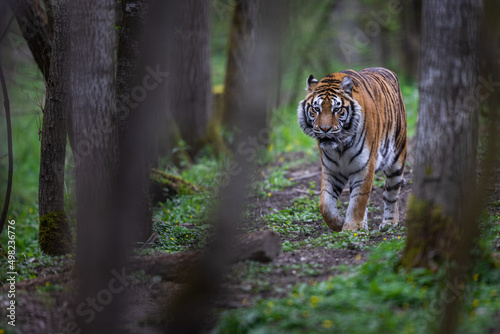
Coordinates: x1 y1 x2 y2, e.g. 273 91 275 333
298 74 360 144
307 95 349 139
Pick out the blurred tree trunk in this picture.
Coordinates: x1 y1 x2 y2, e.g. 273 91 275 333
222 0 259 127
400 0 421 78
68 1 121 332
158 0 211 160
401 0 483 270
37 0 71 255
115 0 153 241
164 1 287 331
439 0 500 332
7 0 72 255
204 0 260 156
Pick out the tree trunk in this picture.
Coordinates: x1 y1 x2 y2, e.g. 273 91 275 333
7 0 52 81
7 0 73 255
69 1 121 332
439 1 500 332
399 0 421 78
159 0 212 158
38 0 71 256
401 0 483 268
201 0 259 157
222 0 259 127
115 0 154 241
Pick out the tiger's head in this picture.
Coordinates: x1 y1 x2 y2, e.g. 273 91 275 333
298 73 361 145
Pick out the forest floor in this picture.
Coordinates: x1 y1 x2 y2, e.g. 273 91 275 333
2 142 500 334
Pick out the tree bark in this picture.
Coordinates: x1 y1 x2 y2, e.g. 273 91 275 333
116 0 151 134
7 0 72 255
37 0 71 256
7 0 51 81
69 1 121 332
401 0 483 268
222 0 259 127
115 0 154 241
201 0 260 157
439 1 500 332
159 0 212 158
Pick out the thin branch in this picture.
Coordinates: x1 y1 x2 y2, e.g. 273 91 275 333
289 171 321 181
0 63 14 251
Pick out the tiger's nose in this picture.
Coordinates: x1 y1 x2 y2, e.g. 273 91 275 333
320 125 332 133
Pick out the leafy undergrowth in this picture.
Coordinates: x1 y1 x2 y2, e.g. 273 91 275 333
215 237 500 334
0 248 73 282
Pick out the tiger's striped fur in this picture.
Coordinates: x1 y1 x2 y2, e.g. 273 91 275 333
297 67 407 231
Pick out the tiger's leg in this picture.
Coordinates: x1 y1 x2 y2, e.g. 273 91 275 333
379 163 405 231
343 167 375 231
319 170 348 232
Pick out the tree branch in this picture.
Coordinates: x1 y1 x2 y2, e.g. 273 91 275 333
7 0 52 82
0 62 14 253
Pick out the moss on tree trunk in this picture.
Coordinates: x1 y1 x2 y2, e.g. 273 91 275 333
39 211 72 256
401 196 458 271
149 169 200 204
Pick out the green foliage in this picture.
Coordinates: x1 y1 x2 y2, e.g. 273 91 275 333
263 197 321 237
266 105 317 158
152 190 213 253
152 219 208 253
0 60 44 254
0 247 73 282
253 165 297 198
372 172 386 188
215 239 500 334
401 81 419 138
0 206 40 253
282 229 404 253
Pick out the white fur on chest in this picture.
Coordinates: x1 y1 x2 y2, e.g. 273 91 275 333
320 140 370 175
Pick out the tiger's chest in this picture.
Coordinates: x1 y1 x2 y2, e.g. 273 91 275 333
319 138 372 175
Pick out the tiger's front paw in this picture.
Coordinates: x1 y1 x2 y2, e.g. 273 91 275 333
324 216 345 232
342 220 368 231
320 202 345 232
321 211 344 232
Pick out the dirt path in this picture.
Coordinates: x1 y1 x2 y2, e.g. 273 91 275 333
220 152 412 308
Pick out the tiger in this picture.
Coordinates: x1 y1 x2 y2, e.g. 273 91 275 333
297 67 407 232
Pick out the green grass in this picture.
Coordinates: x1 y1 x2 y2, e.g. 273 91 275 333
150 156 221 253
252 165 297 198
267 104 317 158
263 196 322 237
214 238 500 334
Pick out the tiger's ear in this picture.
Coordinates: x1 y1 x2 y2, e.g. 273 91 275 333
341 76 353 96
306 75 319 92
